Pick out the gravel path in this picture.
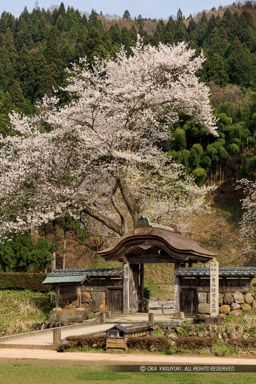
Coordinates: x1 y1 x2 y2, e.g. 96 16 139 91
0 348 255 365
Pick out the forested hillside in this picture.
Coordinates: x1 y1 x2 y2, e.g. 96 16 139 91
0 1 256 271
1 2 256 183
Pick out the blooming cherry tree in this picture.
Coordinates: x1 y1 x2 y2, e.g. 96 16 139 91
0 39 217 240
239 179 256 260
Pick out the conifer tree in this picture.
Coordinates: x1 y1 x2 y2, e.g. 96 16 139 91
45 27 62 70
15 46 35 98
9 81 26 110
123 10 131 20
208 53 229 87
15 18 34 50
34 15 48 42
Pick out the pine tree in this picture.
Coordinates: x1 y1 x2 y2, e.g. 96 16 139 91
45 27 62 70
56 15 67 32
108 24 122 45
74 32 87 60
0 113 11 136
227 38 256 87
177 8 183 21
154 20 165 43
85 26 105 60
208 53 229 87
121 27 131 50
34 52 57 99
0 46 14 89
60 40 74 66
58 2 66 17
34 15 48 42
15 46 35 99
175 19 187 43
9 81 26 109
164 17 175 44
2 29 17 62
1 91 12 114
15 18 34 51
123 10 131 20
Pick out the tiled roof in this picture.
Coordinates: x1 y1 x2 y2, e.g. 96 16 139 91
43 268 123 284
107 324 131 334
175 267 256 277
98 227 216 263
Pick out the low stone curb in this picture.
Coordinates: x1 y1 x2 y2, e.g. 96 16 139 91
0 344 57 350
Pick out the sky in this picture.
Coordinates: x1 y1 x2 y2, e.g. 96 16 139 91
0 0 236 19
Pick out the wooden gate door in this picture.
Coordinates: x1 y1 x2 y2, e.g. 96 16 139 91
180 289 198 315
107 288 123 313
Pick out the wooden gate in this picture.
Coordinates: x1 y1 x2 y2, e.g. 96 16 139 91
180 288 198 315
107 288 123 313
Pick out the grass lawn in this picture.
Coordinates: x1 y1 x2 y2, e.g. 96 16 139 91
0 290 52 336
0 360 255 384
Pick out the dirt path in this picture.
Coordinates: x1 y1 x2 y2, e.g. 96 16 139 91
0 316 181 347
0 324 114 346
0 348 255 365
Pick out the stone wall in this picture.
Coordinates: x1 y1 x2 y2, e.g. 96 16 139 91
81 291 106 313
198 291 256 315
165 322 256 340
61 290 106 313
50 309 88 323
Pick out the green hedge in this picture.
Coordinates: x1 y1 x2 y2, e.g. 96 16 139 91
0 272 53 291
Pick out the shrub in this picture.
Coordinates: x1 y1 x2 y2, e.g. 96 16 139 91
143 287 151 299
127 336 169 351
65 336 106 349
227 338 256 347
192 167 207 186
246 155 256 172
0 272 51 291
211 343 229 356
228 143 240 155
175 337 215 349
0 233 53 272
165 345 177 355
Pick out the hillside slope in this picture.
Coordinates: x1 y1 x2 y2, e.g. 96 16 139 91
0 290 52 336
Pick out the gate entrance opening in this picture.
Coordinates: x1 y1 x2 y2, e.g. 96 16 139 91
98 218 216 314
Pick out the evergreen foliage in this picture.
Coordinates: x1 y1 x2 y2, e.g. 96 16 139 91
0 272 51 291
0 4 255 182
1 3 256 268
0 233 52 272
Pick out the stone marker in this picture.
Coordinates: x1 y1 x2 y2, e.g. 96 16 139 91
173 312 185 319
53 328 61 345
148 313 154 325
100 312 106 324
210 258 219 317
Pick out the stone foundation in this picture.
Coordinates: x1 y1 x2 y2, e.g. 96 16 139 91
198 291 256 315
50 309 89 323
81 291 106 313
57 290 106 313
164 321 256 342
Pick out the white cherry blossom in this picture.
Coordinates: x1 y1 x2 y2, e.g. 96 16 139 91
0 39 217 240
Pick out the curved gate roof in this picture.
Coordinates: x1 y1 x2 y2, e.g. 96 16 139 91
98 225 216 264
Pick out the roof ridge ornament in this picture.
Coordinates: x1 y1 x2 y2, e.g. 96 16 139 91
135 216 153 228
168 224 181 233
